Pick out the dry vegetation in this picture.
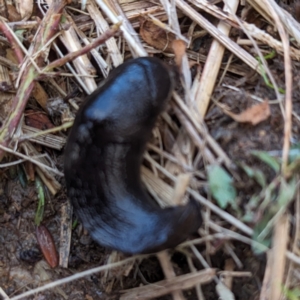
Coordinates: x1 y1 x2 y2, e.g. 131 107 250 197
0 0 300 299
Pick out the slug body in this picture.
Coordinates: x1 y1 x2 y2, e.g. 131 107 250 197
64 57 202 254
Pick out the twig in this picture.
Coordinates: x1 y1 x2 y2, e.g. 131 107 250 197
262 0 292 175
95 0 147 57
0 20 24 64
0 0 68 161
87 0 123 67
157 251 186 300
18 122 72 142
189 0 300 61
0 144 63 176
120 269 216 300
0 287 10 300
42 23 121 73
270 214 290 300
10 255 145 300
175 0 260 73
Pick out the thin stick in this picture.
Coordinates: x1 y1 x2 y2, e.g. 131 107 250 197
157 251 186 300
43 23 121 73
175 0 260 73
0 287 10 300
10 256 144 300
0 21 24 64
270 214 290 300
0 144 63 176
194 0 239 116
95 0 147 57
18 122 73 142
263 0 292 175
144 146 253 235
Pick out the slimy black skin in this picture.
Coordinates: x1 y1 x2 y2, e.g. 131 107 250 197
64 57 202 254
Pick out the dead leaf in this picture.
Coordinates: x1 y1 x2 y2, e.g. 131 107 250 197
36 225 59 268
15 0 33 20
224 101 270 125
172 39 186 69
32 82 49 111
139 18 175 52
7 4 22 22
25 109 55 130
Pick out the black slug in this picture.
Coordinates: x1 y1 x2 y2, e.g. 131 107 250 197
64 57 202 254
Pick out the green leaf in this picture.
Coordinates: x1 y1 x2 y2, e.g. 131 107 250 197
239 162 266 188
252 211 273 254
289 143 300 161
242 211 255 223
287 159 300 175
35 176 45 226
283 286 300 300
72 219 78 229
277 178 297 207
15 29 26 43
246 194 260 210
255 49 276 62
60 15 67 23
243 194 261 221
256 50 286 94
207 165 236 209
287 145 300 174
251 150 281 173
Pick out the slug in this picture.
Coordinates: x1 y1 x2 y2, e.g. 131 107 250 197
64 57 202 254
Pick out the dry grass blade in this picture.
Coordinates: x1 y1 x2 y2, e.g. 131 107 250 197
270 214 290 300
143 146 252 235
59 202 73 268
172 92 232 168
87 0 123 67
175 0 260 72
0 0 68 159
0 287 9 300
172 173 191 205
248 0 300 45
187 50 251 76
0 144 63 177
259 251 272 300
95 0 147 56
157 251 186 300
120 269 216 300
21 125 66 150
193 0 239 117
284 188 300 293
189 0 300 61
9 255 146 300
259 0 293 175
58 16 97 93
141 165 174 206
